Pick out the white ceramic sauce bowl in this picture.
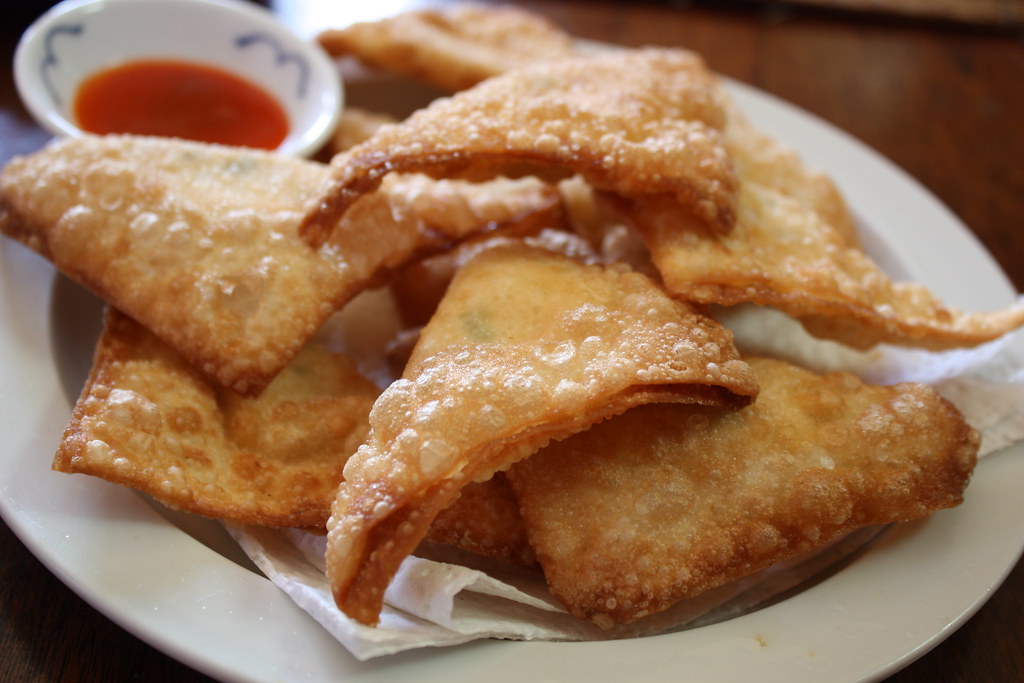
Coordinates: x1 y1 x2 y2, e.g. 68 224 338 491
14 0 343 157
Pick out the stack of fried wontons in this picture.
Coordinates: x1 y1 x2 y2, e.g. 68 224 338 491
3 4 1020 632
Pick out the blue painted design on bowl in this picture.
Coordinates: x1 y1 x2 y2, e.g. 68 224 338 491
40 23 83 107
235 31 310 100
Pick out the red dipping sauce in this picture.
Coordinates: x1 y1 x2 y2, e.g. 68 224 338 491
73 59 289 150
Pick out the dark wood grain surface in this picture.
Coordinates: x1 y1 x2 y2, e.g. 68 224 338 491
2 1 1022 681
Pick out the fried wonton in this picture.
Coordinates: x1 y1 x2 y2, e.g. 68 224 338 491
328 107 399 155
507 357 978 627
387 177 571 326
380 174 563 253
426 473 536 568
300 48 737 247
317 4 576 92
723 102 859 247
390 226 600 328
636 182 1024 349
556 175 656 274
0 136 564 393
54 308 379 528
325 243 759 624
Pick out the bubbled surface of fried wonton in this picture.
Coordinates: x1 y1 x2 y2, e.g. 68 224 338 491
0 136 564 393
325 243 759 624
317 4 576 92
300 48 737 247
328 107 399 154
722 102 859 247
637 182 1024 350
425 473 536 568
54 308 380 529
507 357 978 628
0 136 334 393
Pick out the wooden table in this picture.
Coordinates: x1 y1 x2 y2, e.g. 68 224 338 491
2 1 1022 680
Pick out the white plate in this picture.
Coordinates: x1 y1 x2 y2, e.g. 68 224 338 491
2 76 1023 683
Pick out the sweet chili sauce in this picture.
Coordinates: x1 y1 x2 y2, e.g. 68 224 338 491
73 59 289 150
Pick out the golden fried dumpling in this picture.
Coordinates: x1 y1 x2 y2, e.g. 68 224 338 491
328 107 399 154
426 473 536 568
0 135 564 393
317 4 576 92
723 102 858 247
507 357 978 627
54 308 379 529
637 182 1024 350
325 243 759 624
301 48 737 247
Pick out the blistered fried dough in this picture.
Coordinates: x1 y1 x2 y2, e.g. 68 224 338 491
723 102 859 247
317 4 575 92
507 357 978 628
53 308 379 528
329 107 398 155
325 244 759 624
387 178 570 326
386 174 562 249
557 176 655 274
637 182 1024 349
426 474 536 567
389 212 585 327
0 136 565 393
1 136 333 393
301 48 737 248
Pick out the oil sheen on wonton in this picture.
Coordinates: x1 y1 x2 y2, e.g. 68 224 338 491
507 357 978 627
54 308 379 529
325 243 759 625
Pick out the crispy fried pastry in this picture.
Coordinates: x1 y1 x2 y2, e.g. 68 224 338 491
325 244 759 624
54 308 379 528
507 357 978 627
723 103 859 247
387 177 570 326
0 136 334 393
637 182 1024 349
0 136 565 393
426 473 536 567
556 175 655 274
383 174 562 250
300 48 737 247
55 308 535 546
317 4 576 92
389 226 599 328
328 107 398 154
